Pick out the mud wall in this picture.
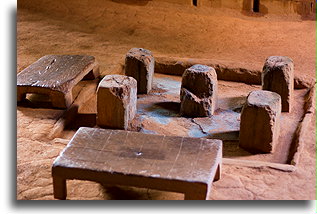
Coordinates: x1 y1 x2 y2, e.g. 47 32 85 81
155 0 316 17
19 0 315 18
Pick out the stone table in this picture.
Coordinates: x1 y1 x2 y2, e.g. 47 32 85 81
17 55 99 108
52 127 222 200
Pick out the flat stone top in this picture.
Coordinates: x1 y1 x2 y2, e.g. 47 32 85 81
247 90 281 107
182 64 217 97
53 127 222 184
98 75 136 89
187 64 213 73
17 55 96 93
184 64 217 80
126 48 153 58
264 56 293 68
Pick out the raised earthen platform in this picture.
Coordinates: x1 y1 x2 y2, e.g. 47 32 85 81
52 127 222 200
137 73 308 165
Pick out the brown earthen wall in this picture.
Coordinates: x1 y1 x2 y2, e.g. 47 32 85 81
154 0 316 17
18 0 315 18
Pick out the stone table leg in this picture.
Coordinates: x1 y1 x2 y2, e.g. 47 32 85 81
51 91 73 109
184 189 208 200
83 65 100 80
53 176 67 200
213 164 221 182
17 87 26 102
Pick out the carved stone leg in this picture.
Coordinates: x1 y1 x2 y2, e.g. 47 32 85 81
184 185 208 200
17 87 26 102
53 176 67 200
83 65 100 80
213 164 221 182
51 91 73 109
184 190 207 200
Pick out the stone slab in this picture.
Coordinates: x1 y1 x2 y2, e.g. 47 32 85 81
52 127 222 200
17 55 99 108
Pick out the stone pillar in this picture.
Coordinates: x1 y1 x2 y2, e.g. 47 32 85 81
262 56 294 112
239 90 281 153
97 75 137 130
125 48 155 94
180 64 217 117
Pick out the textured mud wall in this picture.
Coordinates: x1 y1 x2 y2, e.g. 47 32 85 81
155 0 315 17
253 0 316 17
18 0 316 18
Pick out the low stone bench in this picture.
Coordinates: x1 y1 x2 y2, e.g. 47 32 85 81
97 75 137 130
262 56 294 112
125 48 155 94
52 127 222 200
17 55 100 109
239 90 281 153
180 64 218 117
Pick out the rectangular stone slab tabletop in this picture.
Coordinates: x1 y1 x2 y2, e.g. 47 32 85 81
52 127 222 200
17 55 99 108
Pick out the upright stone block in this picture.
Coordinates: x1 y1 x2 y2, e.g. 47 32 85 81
180 64 218 117
262 56 294 112
125 48 155 94
239 90 281 153
97 75 137 130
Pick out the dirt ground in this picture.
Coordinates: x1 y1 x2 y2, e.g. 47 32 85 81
17 0 315 200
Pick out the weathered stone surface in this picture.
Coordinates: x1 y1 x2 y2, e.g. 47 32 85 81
239 90 281 153
52 127 222 200
125 48 155 94
180 64 218 117
262 56 294 112
17 55 100 109
97 75 137 130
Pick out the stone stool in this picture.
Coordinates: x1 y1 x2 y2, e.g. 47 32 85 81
17 55 99 109
262 56 294 112
125 48 155 94
180 64 218 117
239 90 281 153
97 75 137 130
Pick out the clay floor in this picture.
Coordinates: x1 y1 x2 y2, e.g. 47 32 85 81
17 0 315 200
